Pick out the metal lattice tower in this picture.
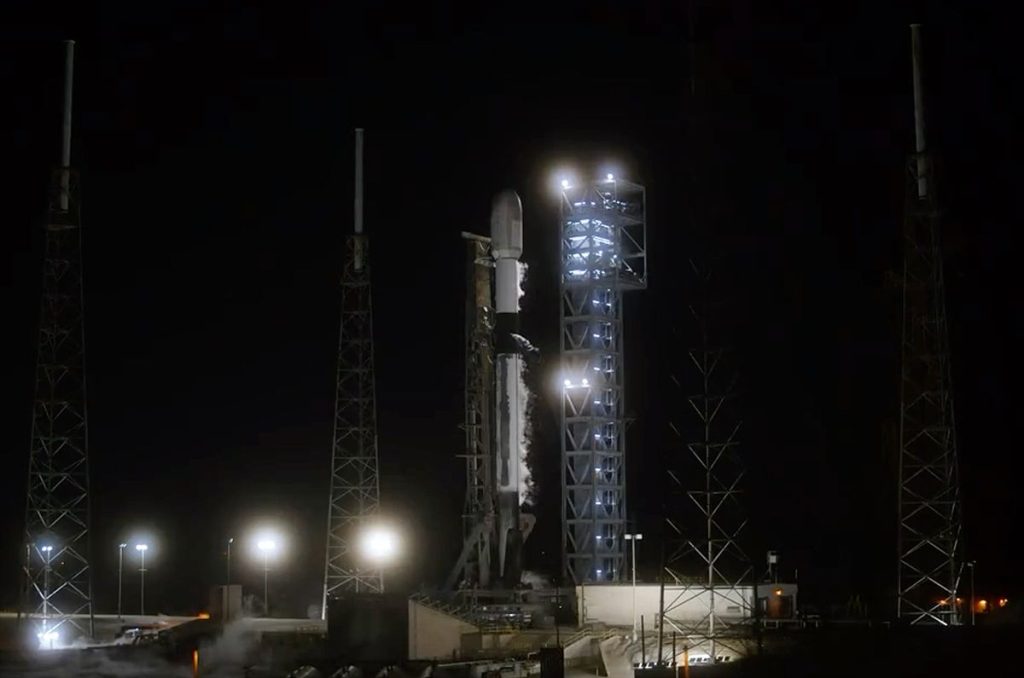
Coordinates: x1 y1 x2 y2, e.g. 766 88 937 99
897 25 963 626
445 233 496 590
560 177 646 584
663 262 752 658
322 129 382 614
22 40 95 643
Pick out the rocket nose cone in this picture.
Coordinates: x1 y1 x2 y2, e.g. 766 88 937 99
491 190 523 258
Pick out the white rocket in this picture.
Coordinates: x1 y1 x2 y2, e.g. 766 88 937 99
490 190 532 584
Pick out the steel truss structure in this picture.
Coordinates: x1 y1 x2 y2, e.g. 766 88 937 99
560 178 646 584
663 262 751 658
23 166 95 643
323 131 382 613
446 234 497 590
23 41 94 644
896 27 963 627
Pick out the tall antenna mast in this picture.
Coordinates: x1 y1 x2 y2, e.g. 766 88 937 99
896 24 964 626
23 39 95 643
322 128 383 617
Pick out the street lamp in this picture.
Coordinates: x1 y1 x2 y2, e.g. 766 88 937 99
624 533 643 641
117 543 127 619
135 544 149 615
257 539 277 616
968 560 976 627
226 537 234 585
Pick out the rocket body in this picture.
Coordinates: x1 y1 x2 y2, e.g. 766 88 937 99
491 191 528 585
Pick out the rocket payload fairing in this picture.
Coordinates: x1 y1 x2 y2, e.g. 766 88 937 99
491 190 534 585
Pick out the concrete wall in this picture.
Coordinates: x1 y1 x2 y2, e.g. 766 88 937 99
407 599 478 661
576 584 755 627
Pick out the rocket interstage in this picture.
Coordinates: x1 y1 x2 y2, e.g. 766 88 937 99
491 190 533 584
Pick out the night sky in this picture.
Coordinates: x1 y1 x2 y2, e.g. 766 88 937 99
1 1 1020 619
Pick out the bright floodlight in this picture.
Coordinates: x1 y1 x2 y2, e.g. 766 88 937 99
257 539 276 553
135 543 148 552
563 378 571 387
359 525 399 564
37 628 60 649
561 179 570 189
41 545 53 553
606 173 615 181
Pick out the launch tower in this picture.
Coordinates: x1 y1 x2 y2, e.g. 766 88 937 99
559 177 646 584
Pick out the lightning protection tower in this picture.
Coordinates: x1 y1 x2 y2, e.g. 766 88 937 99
322 128 383 616
560 176 646 584
22 40 95 643
663 261 751 659
896 24 964 626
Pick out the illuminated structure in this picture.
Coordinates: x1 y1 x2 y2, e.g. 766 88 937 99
560 176 646 583
322 128 383 615
897 24 964 626
663 262 752 658
22 40 95 643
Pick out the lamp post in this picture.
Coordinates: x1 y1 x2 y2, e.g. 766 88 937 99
226 537 234 585
117 543 127 619
968 560 976 627
624 533 643 641
136 544 149 615
258 540 276 616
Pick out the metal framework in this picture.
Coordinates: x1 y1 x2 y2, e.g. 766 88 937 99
560 178 646 584
663 262 751 658
896 27 962 627
446 234 496 590
22 40 94 644
323 130 382 613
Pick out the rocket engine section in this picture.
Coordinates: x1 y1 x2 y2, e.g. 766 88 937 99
491 190 535 587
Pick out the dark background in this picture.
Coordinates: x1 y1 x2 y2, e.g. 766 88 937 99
1 1 1019 618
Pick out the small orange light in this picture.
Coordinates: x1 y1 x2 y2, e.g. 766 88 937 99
192 648 199 676
998 598 1008 608
196 612 210 620
977 599 988 612
774 589 783 596
955 597 963 604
